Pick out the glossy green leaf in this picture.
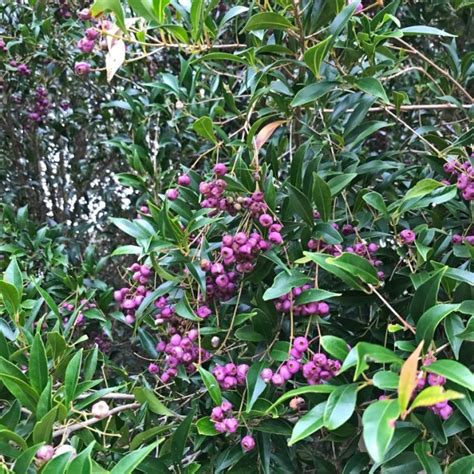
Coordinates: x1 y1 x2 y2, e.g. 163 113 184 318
65 349 83 406
110 442 159 474
198 366 222 406
362 400 400 463
312 174 332 222
423 360 474 391
323 384 357 430
30 333 48 393
288 402 326 446
192 116 217 143
244 12 293 31
303 36 333 78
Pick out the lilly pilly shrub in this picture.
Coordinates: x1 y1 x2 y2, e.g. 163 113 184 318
1 0 474 473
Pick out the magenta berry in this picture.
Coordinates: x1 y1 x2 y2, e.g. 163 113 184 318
241 435 256 452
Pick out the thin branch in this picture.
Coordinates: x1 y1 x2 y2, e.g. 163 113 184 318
321 103 472 113
52 403 141 439
368 285 416 334
396 38 473 103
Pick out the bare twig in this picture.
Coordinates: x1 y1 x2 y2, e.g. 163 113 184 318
52 403 141 439
368 285 416 334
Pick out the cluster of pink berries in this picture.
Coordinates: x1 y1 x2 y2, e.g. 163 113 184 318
74 7 98 76
0 39 7 53
113 263 154 324
57 0 72 18
212 362 249 390
28 86 51 123
399 229 416 245
443 159 474 201
261 337 340 386
274 285 330 317
415 356 453 420
10 61 31 76
201 262 239 301
62 299 97 327
452 233 474 246
210 401 238 433
148 328 210 383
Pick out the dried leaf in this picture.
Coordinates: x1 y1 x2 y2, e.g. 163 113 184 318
254 120 285 152
106 38 126 82
398 341 424 418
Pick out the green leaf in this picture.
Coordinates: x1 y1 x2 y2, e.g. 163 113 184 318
42 452 73 473
265 384 336 413
110 442 159 474
410 386 464 411
111 218 149 239
262 270 310 301
0 374 39 412
111 245 142 256
323 384 357 430
327 173 357 196
446 455 474 474
312 174 332 222
327 253 379 286
423 360 474 391
302 252 366 291
296 289 341 305
373 371 400 390
416 303 460 344
288 402 326 446
400 26 456 37
0 280 20 316
130 425 171 450
320 335 349 361
175 295 202 321
340 342 403 380
4 257 22 291
91 0 126 32
303 36 333 78
196 416 219 436
362 191 388 216
171 410 194 464
403 178 443 201
190 0 204 40
65 349 83 406
287 184 314 226
355 78 389 104
291 81 336 107
133 387 175 416
66 442 95 474
314 223 343 245
13 443 44 474
34 283 60 319
29 333 48 394
33 407 57 444
329 1 359 38
0 428 27 449
246 362 267 413
244 12 293 31
414 442 442 474
197 366 222 405
410 268 447 322
192 116 217 143
362 400 400 463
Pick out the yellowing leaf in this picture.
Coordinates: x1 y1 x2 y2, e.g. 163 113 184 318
398 341 423 417
410 386 464 411
254 120 286 152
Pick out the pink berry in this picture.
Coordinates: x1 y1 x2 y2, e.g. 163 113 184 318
241 435 256 452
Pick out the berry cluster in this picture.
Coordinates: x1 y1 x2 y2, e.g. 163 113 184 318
148 328 210 382
62 299 97 328
212 362 249 390
113 263 153 324
274 285 330 317
0 39 7 53
443 159 474 201
201 261 239 301
452 233 474 246
261 338 340 386
415 356 453 420
28 86 51 123
13 62 31 76
57 0 72 18
210 401 238 433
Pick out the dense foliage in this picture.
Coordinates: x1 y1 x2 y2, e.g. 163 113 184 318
0 0 473 473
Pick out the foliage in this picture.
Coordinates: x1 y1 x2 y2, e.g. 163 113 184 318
0 0 473 473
